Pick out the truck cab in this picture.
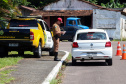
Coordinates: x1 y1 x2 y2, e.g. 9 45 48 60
66 17 89 29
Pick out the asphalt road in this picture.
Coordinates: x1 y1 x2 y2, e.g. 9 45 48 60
60 41 126 84
59 41 72 52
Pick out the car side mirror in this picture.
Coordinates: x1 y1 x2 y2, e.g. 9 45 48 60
109 38 113 41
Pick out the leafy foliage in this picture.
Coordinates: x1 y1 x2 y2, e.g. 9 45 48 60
0 0 31 28
85 0 126 8
100 0 126 8
12 0 31 6
27 0 57 8
0 0 30 19
85 0 98 4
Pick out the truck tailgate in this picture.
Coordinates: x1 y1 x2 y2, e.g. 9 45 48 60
0 29 30 40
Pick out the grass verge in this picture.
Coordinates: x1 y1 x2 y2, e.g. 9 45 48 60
50 54 72 84
0 53 23 84
0 69 15 84
0 57 23 69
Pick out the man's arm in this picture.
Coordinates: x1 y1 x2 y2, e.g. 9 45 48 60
53 25 61 37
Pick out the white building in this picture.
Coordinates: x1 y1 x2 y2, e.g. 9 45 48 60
93 9 126 40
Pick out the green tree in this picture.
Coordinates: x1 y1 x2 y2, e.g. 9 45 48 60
85 0 98 4
12 0 31 6
0 0 9 28
101 0 126 8
27 0 58 8
0 0 31 19
0 0 30 28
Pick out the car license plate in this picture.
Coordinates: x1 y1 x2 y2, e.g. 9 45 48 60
87 52 97 56
9 43 19 47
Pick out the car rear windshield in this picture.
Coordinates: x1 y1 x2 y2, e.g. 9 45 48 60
77 32 107 40
10 19 38 27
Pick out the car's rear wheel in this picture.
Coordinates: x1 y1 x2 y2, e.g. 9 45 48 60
72 57 76 66
34 42 42 58
106 59 112 66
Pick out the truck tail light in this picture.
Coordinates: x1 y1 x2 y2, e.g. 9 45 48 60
30 32 34 40
72 42 79 48
105 42 111 47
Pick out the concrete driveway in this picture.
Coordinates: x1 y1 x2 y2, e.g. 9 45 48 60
9 51 65 84
61 41 126 84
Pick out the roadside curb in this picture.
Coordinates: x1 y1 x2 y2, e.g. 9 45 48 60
42 50 69 84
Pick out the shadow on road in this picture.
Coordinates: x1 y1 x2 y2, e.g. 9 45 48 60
66 62 108 66
0 54 33 58
0 54 51 58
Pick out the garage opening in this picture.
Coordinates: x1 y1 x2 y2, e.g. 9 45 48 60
78 15 92 29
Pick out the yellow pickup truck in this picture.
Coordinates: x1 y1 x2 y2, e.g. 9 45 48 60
0 17 54 58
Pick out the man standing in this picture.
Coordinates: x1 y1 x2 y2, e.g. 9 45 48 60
52 17 65 61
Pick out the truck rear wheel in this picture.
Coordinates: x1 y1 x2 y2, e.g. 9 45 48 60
49 46 54 56
34 42 42 58
0 50 8 57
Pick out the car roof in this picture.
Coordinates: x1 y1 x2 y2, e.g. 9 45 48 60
76 29 106 33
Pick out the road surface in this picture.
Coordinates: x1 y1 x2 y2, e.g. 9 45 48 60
60 41 126 84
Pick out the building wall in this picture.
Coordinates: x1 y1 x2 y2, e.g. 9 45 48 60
120 15 126 40
43 0 98 10
93 9 122 39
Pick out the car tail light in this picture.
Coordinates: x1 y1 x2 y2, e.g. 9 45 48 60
72 42 79 48
19 25 29 27
105 42 111 47
30 32 34 40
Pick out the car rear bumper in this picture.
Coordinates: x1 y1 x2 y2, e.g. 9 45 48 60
0 40 35 51
72 48 112 60
73 56 112 60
